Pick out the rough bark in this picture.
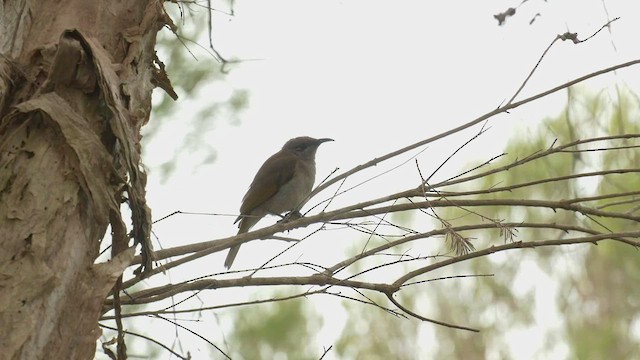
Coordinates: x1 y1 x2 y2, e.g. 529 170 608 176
0 0 168 358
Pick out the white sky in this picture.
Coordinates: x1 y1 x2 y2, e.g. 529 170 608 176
118 1 640 359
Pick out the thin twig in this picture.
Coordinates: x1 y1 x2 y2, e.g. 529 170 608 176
393 231 640 287
99 323 189 360
319 345 333 360
386 293 479 332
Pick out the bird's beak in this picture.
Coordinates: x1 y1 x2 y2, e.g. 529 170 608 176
316 138 334 144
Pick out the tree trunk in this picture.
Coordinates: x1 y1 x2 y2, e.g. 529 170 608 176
0 0 166 358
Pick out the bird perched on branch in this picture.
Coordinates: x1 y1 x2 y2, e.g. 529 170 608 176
224 136 334 269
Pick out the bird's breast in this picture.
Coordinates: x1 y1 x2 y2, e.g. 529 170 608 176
264 159 315 214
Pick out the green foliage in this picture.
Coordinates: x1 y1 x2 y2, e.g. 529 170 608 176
556 90 640 359
561 242 640 360
335 292 420 360
432 87 640 358
227 292 323 360
145 2 248 179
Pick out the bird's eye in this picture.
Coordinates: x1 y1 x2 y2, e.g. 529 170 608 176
296 146 306 152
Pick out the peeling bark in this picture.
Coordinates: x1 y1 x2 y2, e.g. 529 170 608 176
0 0 170 358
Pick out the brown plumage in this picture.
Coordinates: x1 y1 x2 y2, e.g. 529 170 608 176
225 136 333 269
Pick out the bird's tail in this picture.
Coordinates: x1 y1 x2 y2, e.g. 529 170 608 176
224 245 240 269
225 216 258 269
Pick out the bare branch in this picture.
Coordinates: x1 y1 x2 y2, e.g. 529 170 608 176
393 231 640 287
386 293 480 332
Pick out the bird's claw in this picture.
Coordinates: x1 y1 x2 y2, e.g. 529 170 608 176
278 210 303 223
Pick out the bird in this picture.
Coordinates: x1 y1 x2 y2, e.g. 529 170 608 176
224 136 334 269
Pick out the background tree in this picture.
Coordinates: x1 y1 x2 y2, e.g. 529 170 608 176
227 291 323 360
428 88 640 359
146 4 247 178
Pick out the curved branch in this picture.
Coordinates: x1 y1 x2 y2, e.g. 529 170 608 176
392 231 640 287
386 293 479 333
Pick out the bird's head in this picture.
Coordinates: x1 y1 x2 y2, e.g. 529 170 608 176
283 136 334 160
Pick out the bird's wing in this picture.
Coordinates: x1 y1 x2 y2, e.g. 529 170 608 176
237 151 297 218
